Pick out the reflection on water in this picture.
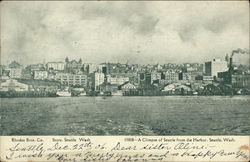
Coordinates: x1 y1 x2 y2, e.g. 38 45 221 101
0 96 249 135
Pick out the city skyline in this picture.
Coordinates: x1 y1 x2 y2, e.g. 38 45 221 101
2 51 249 67
1 1 249 65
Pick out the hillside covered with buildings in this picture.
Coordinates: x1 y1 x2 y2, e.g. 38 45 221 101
0 49 249 97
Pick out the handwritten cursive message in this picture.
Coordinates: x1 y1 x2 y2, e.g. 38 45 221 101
0 136 249 162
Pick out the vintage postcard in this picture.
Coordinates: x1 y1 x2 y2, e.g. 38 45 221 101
0 1 249 162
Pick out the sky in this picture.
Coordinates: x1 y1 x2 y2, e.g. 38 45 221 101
1 1 249 65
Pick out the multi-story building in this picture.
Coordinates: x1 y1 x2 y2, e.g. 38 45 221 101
34 71 48 80
205 59 228 78
203 76 214 82
151 72 162 83
139 72 152 86
164 72 179 83
65 59 83 70
91 72 105 91
231 74 250 89
47 62 65 71
21 70 33 79
26 64 45 71
48 73 57 80
107 75 129 85
86 63 98 74
56 73 87 87
9 68 22 79
181 72 197 81
7 61 23 79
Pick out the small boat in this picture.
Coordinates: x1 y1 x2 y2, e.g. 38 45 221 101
193 91 198 95
102 91 112 96
56 88 71 97
79 92 87 96
86 91 99 96
236 89 242 95
56 91 71 97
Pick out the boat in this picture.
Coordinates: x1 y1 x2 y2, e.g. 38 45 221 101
86 91 99 96
56 91 71 97
193 91 198 95
56 87 71 97
102 91 112 96
79 92 87 96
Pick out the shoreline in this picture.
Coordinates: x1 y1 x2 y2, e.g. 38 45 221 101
1 94 249 98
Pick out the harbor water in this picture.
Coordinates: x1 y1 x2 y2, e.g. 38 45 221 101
0 96 249 135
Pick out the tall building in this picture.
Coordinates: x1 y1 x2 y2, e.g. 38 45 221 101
85 63 100 74
91 72 105 91
205 59 228 78
139 72 151 86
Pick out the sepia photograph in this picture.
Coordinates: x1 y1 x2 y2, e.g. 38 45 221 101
0 1 249 137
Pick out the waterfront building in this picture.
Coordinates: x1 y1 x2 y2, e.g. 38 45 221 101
201 83 233 95
205 59 228 78
120 82 137 90
162 83 192 95
231 74 250 89
56 73 87 87
162 84 176 92
120 82 138 96
47 62 65 71
99 83 119 93
0 79 29 91
17 79 60 92
34 71 48 80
